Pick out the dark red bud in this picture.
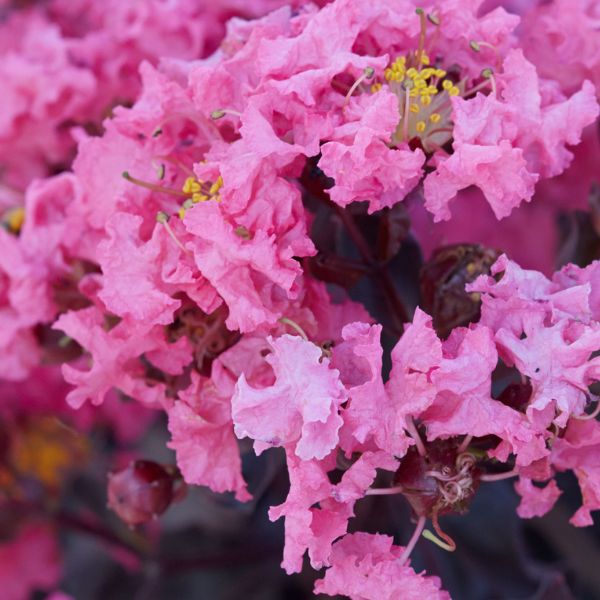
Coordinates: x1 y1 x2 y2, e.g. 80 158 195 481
107 460 182 526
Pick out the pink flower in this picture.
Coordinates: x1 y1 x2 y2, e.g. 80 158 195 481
494 316 600 426
98 212 219 326
314 532 451 600
183 199 308 333
334 321 411 456
54 306 186 408
422 326 547 466
319 91 425 213
0 523 61 600
424 50 598 220
552 419 600 526
424 139 538 221
387 308 443 422
232 333 346 460
269 451 397 574
520 0 600 96
166 372 250 501
469 255 600 427
0 12 96 188
515 477 562 519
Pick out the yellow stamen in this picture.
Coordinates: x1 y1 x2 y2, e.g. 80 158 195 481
420 95 432 106
416 121 426 133
182 176 201 195
370 82 383 93
442 79 454 91
430 113 441 123
409 104 420 113
448 86 460 96
209 175 223 196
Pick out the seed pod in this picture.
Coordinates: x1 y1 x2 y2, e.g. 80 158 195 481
393 442 479 519
107 460 184 526
420 243 499 338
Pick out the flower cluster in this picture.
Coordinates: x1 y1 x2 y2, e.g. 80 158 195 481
1 0 600 598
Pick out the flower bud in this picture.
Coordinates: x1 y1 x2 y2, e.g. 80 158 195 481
419 243 499 338
107 460 184 526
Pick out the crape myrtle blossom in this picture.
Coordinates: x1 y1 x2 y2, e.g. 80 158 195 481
467 256 600 526
0 522 62 600
519 0 600 97
314 532 451 600
0 0 300 193
190 0 597 220
2 0 600 598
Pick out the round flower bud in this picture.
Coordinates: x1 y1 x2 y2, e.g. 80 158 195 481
107 460 182 526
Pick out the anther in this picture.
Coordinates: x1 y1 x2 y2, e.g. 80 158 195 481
178 199 194 219
481 68 497 95
471 41 502 69
234 225 252 239
423 529 455 552
156 211 188 254
427 13 440 26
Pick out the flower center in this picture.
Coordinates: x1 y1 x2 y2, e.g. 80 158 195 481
366 8 495 154
379 55 459 152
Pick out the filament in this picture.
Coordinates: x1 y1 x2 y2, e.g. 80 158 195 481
278 317 309 341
